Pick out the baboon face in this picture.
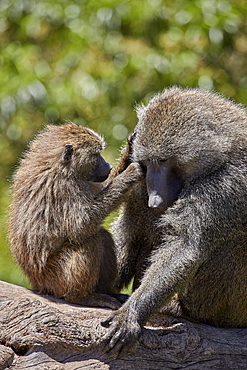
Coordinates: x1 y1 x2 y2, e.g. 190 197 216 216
134 95 230 168
89 155 112 182
27 123 111 182
58 123 112 182
132 87 236 212
142 159 183 212
61 142 111 182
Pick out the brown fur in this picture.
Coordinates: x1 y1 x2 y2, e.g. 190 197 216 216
8 123 142 308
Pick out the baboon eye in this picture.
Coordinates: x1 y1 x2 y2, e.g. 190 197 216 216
91 153 100 161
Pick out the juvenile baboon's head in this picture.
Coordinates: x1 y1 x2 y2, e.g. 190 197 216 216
24 122 111 182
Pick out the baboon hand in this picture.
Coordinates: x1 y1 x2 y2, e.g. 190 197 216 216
123 162 144 183
101 310 141 357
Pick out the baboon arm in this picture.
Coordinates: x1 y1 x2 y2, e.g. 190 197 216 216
102 228 204 356
106 144 131 183
102 240 202 357
77 163 143 235
106 130 137 183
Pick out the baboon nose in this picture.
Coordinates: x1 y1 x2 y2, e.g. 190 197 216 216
148 194 165 213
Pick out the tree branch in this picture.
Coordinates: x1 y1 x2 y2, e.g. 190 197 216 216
0 280 246 369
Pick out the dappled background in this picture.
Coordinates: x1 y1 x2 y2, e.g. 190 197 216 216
1 0 247 287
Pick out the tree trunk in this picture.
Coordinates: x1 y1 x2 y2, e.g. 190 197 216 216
0 280 246 369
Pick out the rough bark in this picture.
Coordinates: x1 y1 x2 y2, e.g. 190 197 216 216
0 280 246 369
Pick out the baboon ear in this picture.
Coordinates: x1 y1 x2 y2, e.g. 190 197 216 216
61 144 73 162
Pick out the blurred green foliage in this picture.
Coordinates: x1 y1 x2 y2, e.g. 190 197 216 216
0 0 247 287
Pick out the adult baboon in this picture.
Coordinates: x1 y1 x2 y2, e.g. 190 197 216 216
102 86 247 354
9 122 143 308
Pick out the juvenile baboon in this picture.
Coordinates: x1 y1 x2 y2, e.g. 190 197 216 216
9 122 143 308
102 86 247 354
